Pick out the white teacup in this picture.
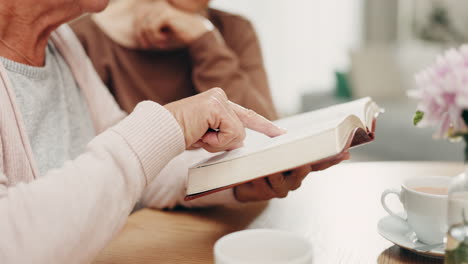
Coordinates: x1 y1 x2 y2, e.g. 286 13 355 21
214 229 313 264
381 176 450 245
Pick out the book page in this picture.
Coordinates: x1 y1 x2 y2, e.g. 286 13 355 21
275 97 370 129
191 98 372 168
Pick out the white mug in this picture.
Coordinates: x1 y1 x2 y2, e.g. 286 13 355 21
214 229 313 264
381 176 450 245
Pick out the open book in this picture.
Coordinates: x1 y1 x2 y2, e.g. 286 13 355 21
185 97 381 200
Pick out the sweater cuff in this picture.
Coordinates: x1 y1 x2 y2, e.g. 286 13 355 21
188 30 227 63
111 101 185 184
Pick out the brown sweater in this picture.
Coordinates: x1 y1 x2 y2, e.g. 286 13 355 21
71 9 278 120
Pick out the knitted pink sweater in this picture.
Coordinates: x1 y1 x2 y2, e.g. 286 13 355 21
0 25 235 263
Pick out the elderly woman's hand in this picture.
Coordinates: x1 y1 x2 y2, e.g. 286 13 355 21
233 151 350 202
165 88 285 153
134 1 213 49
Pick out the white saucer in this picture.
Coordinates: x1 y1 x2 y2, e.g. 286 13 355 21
377 215 444 258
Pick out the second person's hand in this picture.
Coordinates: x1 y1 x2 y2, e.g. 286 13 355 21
134 1 213 49
233 151 350 202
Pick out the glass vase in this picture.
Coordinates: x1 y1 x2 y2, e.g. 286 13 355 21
445 136 468 264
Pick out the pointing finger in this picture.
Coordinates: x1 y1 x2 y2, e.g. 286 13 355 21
229 101 286 138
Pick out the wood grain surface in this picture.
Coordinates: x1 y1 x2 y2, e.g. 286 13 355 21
93 162 464 264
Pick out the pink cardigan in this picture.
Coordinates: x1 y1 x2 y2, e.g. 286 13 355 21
0 25 235 263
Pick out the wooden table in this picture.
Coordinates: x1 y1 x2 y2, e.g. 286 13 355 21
94 162 464 264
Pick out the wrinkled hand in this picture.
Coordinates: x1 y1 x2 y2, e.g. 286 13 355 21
234 151 350 202
165 88 286 153
134 1 213 49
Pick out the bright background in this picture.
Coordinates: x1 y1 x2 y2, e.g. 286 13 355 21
211 0 363 115
211 0 468 161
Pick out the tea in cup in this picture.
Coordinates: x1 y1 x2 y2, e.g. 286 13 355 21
381 176 450 245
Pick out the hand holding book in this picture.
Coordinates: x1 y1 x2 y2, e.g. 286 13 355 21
233 151 350 202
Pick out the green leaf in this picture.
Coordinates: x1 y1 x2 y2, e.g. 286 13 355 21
446 242 468 263
413 111 425 126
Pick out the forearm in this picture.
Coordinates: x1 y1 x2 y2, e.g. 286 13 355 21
140 149 239 209
189 31 278 120
0 102 184 264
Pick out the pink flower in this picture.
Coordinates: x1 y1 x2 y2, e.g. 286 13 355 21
410 45 468 138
